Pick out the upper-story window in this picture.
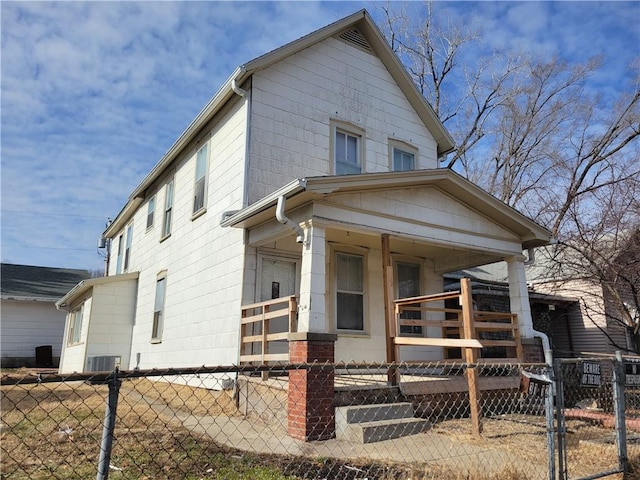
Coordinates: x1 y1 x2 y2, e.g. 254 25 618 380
332 121 364 175
124 223 133 271
115 234 124 274
390 140 417 171
146 196 155 230
193 143 208 216
161 179 174 240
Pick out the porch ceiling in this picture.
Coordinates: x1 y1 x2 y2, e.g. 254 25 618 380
251 224 505 274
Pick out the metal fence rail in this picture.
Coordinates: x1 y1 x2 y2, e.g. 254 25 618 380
1 359 637 479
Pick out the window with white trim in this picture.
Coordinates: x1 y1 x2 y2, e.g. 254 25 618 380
193 144 208 215
161 179 174 239
333 122 364 175
146 196 155 230
390 141 417 171
115 234 124 274
67 305 84 345
336 252 364 331
124 223 133 271
396 262 422 335
152 273 167 342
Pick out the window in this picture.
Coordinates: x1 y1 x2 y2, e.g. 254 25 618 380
397 262 422 335
333 124 363 175
124 224 133 271
152 274 167 342
67 305 84 345
162 179 174 239
336 253 364 331
146 196 155 230
115 234 124 274
390 141 417 171
193 144 208 215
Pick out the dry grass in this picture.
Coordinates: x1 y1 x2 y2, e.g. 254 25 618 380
122 377 239 417
2 378 639 479
434 414 640 480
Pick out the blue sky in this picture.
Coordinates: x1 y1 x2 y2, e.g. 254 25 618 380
1 1 638 271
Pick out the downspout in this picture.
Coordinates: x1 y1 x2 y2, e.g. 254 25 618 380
533 330 553 366
231 67 252 209
276 196 305 244
523 247 536 266
523 246 552 365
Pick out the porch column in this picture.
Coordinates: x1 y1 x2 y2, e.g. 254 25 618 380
297 224 326 333
506 255 534 338
288 224 336 441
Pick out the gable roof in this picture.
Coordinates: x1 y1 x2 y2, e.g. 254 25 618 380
220 169 552 250
1 264 91 302
104 9 454 238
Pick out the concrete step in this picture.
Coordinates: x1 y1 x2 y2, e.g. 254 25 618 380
338 402 415 424
336 402 430 443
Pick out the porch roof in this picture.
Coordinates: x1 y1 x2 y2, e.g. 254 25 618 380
220 169 552 250
55 272 139 310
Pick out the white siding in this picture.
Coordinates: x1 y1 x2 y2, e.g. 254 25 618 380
0 300 67 365
108 98 249 370
535 279 612 355
84 280 137 369
249 36 439 202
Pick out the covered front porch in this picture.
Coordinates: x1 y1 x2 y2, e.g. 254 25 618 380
222 170 551 441
222 170 551 367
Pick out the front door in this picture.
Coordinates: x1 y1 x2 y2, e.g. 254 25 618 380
258 256 298 355
259 257 297 301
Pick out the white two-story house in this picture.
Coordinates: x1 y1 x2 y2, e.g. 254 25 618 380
57 10 551 375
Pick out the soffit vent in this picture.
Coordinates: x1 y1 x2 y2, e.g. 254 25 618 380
338 29 373 54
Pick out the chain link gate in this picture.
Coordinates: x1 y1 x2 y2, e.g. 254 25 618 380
554 353 632 480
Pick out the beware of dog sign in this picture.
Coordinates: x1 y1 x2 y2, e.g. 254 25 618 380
580 361 601 387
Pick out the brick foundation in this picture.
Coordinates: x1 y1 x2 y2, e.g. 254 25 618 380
287 332 337 441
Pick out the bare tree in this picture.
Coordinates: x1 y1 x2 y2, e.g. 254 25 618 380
381 2 640 352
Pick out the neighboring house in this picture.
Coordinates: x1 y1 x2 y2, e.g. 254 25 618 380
57 10 552 377
1 263 90 368
527 234 640 356
450 231 640 358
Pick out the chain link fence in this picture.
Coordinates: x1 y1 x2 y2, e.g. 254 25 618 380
1 359 637 479
554 355 640 480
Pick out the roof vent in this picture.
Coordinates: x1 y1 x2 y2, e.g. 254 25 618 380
338 29 373 53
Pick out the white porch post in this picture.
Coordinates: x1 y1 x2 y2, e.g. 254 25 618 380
297 224 326 333
506 255 534 338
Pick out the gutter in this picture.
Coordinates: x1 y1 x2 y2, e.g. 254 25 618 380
220 178 307 227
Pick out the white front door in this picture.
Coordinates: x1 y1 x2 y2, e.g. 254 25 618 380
258 256 298 356
259 257 297 301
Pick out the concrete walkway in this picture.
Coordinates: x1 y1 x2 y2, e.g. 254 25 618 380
129 388 548 478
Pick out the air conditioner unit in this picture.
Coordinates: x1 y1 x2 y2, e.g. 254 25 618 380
86 355 121 372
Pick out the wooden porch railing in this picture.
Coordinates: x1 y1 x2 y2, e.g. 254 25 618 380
239 296 297 364
393 280 524 363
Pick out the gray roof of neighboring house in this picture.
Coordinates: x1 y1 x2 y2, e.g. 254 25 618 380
1 263 91 302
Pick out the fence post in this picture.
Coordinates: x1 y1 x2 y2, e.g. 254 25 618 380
545 362 556 480
612 351 629 477
97 368 122 480
554 359 568 480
